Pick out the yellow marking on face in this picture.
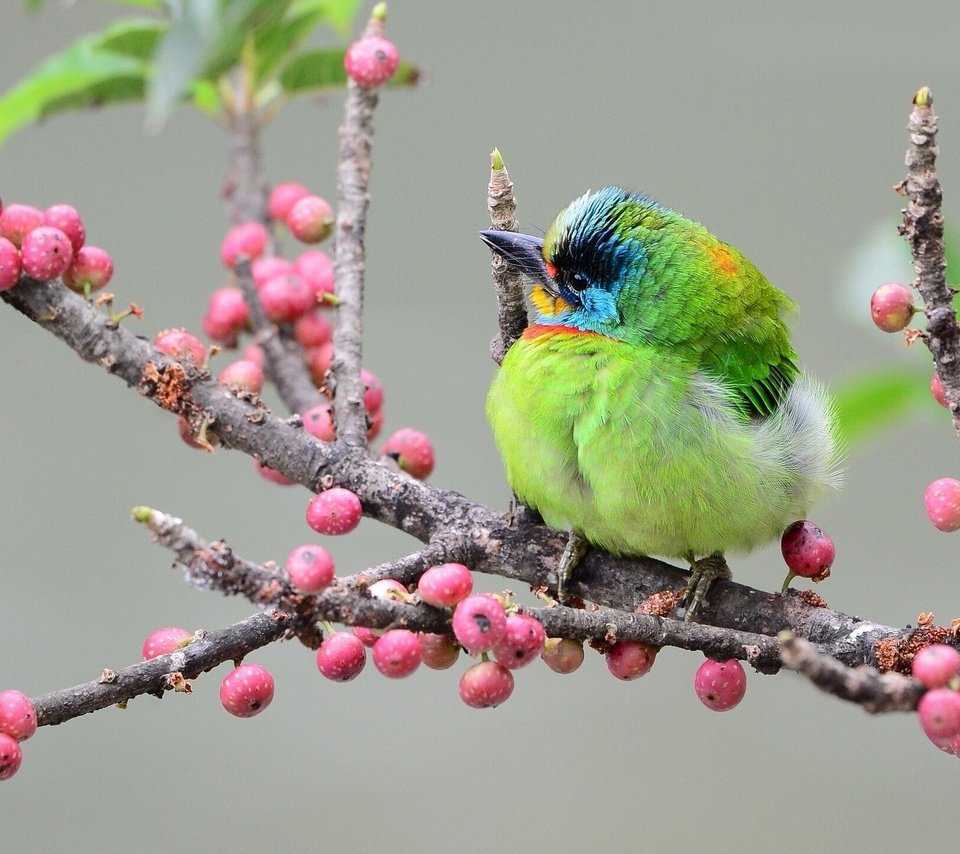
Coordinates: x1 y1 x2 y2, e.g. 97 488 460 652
531 284 572 317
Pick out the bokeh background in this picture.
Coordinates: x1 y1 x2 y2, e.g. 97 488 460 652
2 1 958 850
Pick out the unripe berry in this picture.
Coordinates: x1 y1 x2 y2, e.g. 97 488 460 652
316 631 366 681
302 403 336 442
924 478 960 532
918 687 960 741
268 182 310 222
251 255 293 287
62 245 113 294
294 309 333 348
219 663 275 718
20 226 73 280
369 578 408 601
43 204 85 253
259 274 315 323
459 660 514 708
419 633 460 670
0 690 37 741
932 373 949 408
381 428 435 479
912 644 960 688
287 195 334 244
606 640 658 680
345 35 399 87
0 733 22 781
417 563 473 608
154 328 206 365
870 282 915 332
492 613 546 669
452 594 507 653
372 629 422 678
306 487 362 535
254 459 295 485
203 286 249 342
694 658 747 711
541 637 585 674
0 237 21 290
0 203 43 248
285 544 335 592
220 221 268 269
293 249 335 298
141 626 192 660
219 359 264 393
780 520 835 589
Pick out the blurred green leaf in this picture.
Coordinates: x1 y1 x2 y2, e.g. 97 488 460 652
279 48 420 94
833 367 932 447
96 18 165 59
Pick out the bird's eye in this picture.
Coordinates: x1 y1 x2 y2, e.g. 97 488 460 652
567 271 589 292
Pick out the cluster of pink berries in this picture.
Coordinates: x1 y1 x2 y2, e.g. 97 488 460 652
0 689 38 781
0 200 113 294
912 643 960 757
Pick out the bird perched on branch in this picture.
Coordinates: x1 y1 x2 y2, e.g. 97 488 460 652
481 187 839 618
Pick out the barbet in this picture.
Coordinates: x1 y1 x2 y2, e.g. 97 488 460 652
481 188 839 618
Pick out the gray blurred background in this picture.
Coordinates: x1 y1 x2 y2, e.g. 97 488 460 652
1 1 958 850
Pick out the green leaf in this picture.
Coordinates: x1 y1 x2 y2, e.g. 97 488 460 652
38 75 146 119
279 47 420 95
95 19 166 60
833 367 932 447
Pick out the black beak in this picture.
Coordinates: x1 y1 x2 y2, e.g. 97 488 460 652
480 230 553 290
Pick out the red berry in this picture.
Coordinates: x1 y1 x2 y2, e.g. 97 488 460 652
694 658 747 711
142 626 192 660
353 626 380 647
0 237 21 290
492 613 546 670
372 629 422 678
606 640 658 680
254 459 295 485
219 663 275 718
451 594 507 653
541 637 585 674
0 203 43 248
459 660 514 708
307 342 334 385
43 204 85 253
381 428 435 479
251 255 293 287
293 249 335 299
62 245 113 294
912 644 960 688
918 687 960 741
305 487 362 535
780 520 835 588
154 327 206 365
268 182 310 222
243 343 265 367
220 221 268 269
0 690 37 741
344 35 399 87
177 415 218 451
287 195 334 244
925 478 960 532
219 359 264 393
360 368 384 414
870 282 915 332
203 286 249 342
20 226 73 281
0 733 22 781
419 633 460 670
294 309 333 348
302 403 336 442
932 373 949 408
285 544 335 592
417 563 473 608
259 273 315 323
316 631 366 681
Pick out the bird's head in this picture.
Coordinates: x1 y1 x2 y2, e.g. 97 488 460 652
481 187 658 339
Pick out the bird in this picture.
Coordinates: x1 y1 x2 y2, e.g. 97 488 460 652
481 187 839 618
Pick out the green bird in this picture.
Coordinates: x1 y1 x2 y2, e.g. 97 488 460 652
481 187 839 617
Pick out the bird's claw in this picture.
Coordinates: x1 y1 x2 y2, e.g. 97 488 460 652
680 553 731 621
556 531 588 603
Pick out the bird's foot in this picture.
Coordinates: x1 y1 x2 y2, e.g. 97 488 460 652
680 553 731 621
556 531 588 603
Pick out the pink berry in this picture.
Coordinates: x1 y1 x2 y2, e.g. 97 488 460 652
606 640 658 680
316 631 366 681
287 195 334 244
417 563 473 608
420 633 460 670
219 663 275 718
0 237 21 290
492 613 546 670
268 182 310 222
780 520 835 584
0 733 22 781
305 487 362 535
0 690 37 741
353 626 380 647
220 221 268 269
372 629 422 678
541 637 585 674
459 660 514 708
307 342 334 385
0 203 43 248
251 255 293 287
302 403 336 442
154 327 206 365
20 226 73 281
932 373 949 408
381 428 435 479
259 273 316 323
294 309 333 348
285 544 335 592
369 578 408 601
345 35 399 88
244 344 265 367
142 626 192 660
203 286 249 342
254 459 295 485
912 644 960 688
452 594 507 653
360 368 384 414
870 282 915 332
918 687 960 741
293 249 335 299
43 204 85 253
694 658 747 711
219 359 264 394
62 245 113 294
925 478 960 532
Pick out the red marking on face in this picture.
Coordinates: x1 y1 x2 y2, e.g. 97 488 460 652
545 260 557 280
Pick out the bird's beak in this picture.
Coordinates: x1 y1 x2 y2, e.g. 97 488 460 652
480 230 555 293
